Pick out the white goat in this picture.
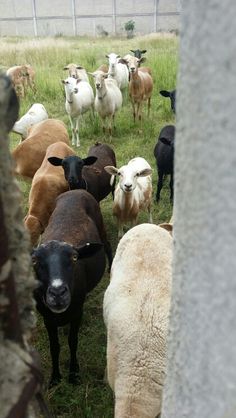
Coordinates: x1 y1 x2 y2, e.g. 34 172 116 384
103 223 173 418
89 71 122 135
105 157 152 238
63 63 89 82
12 103 48 140
62 76 94 147
106 53 129 91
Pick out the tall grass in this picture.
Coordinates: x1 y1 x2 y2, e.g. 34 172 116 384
2 33 178 417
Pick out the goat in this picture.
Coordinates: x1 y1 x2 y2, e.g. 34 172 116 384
12 103 48 140
22 64 36 94
103 223 172 418
63 63 89 82
124 56 153 122
106 52 129 91
48 142 116 202
62 76 94 147
32 189 112 386
159 89 176 113
154 124 175 202
130 48 147 59
105 157 152 238
11 118 69 179
89 70 122 135
24 141 75 246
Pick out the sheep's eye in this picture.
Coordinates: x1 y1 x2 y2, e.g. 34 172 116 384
31 255 37 266
72 254 78 262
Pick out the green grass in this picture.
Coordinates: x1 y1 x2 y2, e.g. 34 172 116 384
3 33 178 417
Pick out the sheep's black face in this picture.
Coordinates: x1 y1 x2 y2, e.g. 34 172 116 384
61 156 85 190
32 241 78 314
170 91 176 113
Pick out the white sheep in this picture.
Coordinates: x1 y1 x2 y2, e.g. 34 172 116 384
63 63 89 82
103 223 173 418
106 52 129 91
12 103 48 140
89 70 122 135
62 76 94 147
105 157 152 238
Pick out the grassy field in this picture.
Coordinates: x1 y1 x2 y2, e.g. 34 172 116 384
2 33 178 417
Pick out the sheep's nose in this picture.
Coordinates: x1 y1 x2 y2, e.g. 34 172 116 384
48 284 68 298
124 183 132 191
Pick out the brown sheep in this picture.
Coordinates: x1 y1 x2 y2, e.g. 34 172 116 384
11 119 70 179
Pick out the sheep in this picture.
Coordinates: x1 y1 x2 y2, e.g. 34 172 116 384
24 141 75 246
32 189 112 386
22 64 36 94
48 142 116 202
88 70 122 135
159 89 176 113
159 215 174 235
124 55 153 122
105 157 152 238
62 76 94 147
11 118 69 179
103 223 173 418
63 63 89 82
106 52 129 91
154 124 175 202
12 103 48 140
6 65 26 98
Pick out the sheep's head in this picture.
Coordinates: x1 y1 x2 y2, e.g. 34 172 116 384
105 164 152 193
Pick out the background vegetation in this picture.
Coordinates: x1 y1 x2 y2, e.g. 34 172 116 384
1 33 178 417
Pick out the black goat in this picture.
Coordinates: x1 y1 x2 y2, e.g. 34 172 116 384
32 189 112 386
130 49 147 59
48 142 116 202
159 89 176 113
154 125 175 202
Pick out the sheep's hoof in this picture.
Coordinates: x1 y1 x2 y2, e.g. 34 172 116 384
48 373 62 388
68 371 80 385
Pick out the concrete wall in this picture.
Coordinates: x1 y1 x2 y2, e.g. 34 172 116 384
162 0 236 417
0 0 180 37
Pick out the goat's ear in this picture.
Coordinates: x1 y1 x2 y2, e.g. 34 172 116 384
83 156 97 166
48 157 63 166
139 57 146 64
159 223 173 235
76 242 103 259
61 79 66 84
160 90 170 97
141 49 147 54
104 165 119 176
118 58 128 65
105 54 109 58
159 137 172 146
63 66 69 70
137 168 152 177
76 65 83 69
130 50 134 53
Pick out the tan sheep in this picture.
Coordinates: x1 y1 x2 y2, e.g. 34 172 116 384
24 141 75 246
103 223 173 418
11 119 70 179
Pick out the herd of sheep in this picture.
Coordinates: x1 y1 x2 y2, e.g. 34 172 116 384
7 49 176 418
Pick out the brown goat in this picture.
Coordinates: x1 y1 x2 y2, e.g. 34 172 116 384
24 142 75 246
11 119 70 179
6 65 26 98
22 64 36 94
126 56 153 122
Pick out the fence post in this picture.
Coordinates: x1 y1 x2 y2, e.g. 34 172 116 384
31 0 38 36
71 0 77 36
112 0 116 35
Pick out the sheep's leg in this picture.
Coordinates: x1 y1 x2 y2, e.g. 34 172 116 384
131 101 136 122
170 172 174 202
68 115 75 146
68 314 83 384
75 116 80 147
147 97 151 116
156 170 164 202
137 102 142 121
108 115 113 137
45 321 61 387
148 204 153 223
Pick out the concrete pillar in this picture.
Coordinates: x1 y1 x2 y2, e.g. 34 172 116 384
162 1 236 418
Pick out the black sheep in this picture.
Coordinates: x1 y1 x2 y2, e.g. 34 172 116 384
159 89 176 113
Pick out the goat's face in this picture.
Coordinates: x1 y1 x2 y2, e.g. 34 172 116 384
48 155 97 190
106 53 120 70
92 72 107 90
127 56 139 74
32 240 103 314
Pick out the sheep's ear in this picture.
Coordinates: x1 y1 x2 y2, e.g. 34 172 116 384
83 156 97 166
61 79 66 84
130 50 135 53
48 157 63 166
105 54 109 58
76 242 103 259
63 66 69 70
159 137 172 146
160 90 170 97
139 57 146 64
159 223 173 235
137 168 152 177
141 49 147 54
104 166 119 176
